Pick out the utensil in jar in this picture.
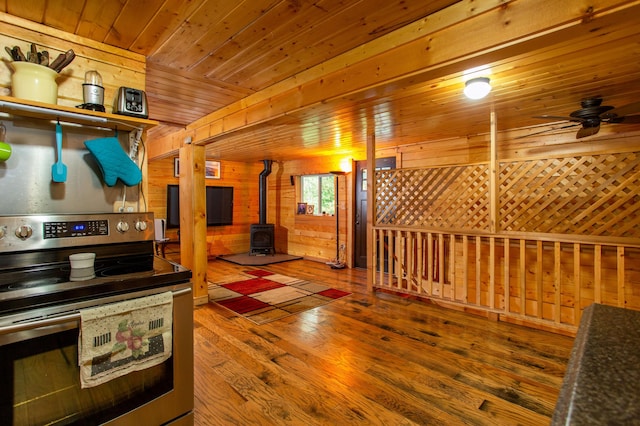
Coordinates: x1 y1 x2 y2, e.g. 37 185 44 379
39 50 49 66
49 49 75 73
51 122 67 182
13 46 26 61
4 46 17 60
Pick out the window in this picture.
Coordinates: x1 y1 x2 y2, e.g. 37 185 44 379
300 174 335 216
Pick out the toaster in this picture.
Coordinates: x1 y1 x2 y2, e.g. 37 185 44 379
114 87 148 119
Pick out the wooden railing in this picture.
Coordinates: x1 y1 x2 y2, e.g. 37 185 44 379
372 228 640 335
371 151 640 334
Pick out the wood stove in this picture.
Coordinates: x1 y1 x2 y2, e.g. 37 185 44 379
250 160 276 255
250 223 275 255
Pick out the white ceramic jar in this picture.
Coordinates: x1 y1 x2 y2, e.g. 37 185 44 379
10 61 59 104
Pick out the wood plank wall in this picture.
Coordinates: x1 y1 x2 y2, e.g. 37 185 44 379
148 155 355 262
148 157 264 257
269 158 352 263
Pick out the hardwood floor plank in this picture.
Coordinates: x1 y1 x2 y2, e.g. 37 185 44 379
202 315 365 424
264 317 460 425
194 259 574 425
195 304 424 425
327 293 567 392
300 297 555 422
195 318 320 424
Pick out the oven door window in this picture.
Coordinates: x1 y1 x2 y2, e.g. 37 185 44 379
0 327 173 425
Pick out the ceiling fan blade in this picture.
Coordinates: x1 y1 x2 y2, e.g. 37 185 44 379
601 101 640 120
533 115 584 122
515 123 580 139
576 125 600 139
610 115 640 124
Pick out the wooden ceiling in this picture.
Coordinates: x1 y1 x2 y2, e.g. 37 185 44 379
2 0 640 163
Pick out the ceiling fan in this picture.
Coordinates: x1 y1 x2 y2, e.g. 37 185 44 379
531 97 640 139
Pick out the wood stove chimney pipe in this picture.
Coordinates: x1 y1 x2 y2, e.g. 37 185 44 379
259 160 272 224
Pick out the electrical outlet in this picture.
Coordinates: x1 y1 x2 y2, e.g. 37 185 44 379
115 202 137 213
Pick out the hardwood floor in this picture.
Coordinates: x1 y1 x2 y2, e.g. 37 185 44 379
193 258 574 425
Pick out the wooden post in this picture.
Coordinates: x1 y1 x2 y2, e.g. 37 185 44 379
490 110 499 233
617 246 625 308
504 238 510 313
179 144 208 305
366 131 376 292
554 242 561 324
574 243 581 325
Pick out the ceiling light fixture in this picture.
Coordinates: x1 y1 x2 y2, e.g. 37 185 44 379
464 77 491 100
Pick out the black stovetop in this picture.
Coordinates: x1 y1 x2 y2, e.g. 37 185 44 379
0 213 192 319
0 253 191 317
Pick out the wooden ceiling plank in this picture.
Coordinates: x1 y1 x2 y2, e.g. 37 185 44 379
188 1 640 144
148 0 277 70
231 0 459 89
147 0 506 148
103 0 164 49
75 0 124 42
144 81 242 112
146 63 254 97
6 0 45 23
42 0 85 34
183 0 508 138
180 1 640 161
129 0 207 55
184 0 284 73
197 0 363 82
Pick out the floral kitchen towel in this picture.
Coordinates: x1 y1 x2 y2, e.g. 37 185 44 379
78 291 173 388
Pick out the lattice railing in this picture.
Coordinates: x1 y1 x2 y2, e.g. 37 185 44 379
376 165 490 231
500 153 640 237
372 151 640 334
375 152 640 238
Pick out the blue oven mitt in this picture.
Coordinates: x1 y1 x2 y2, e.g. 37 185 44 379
84 137 142 187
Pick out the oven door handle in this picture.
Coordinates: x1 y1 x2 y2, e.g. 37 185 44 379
0 287 191 336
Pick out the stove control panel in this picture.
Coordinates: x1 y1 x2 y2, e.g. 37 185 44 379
0 212 155 253
44 220 109 239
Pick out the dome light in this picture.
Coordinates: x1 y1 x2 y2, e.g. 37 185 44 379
464 77 491 100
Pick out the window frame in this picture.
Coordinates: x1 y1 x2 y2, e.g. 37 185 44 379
298 173 336 217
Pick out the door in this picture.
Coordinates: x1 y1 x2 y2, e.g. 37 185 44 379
354 157 396 269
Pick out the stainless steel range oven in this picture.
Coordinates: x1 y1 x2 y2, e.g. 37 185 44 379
0 212 193 425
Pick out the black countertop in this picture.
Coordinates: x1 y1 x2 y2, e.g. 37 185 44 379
552 303 640 425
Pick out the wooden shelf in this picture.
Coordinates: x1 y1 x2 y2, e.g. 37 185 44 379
0 95 158 130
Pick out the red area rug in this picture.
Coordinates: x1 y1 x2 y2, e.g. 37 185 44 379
208 269 351 324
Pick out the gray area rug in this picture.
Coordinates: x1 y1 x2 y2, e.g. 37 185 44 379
218 253 302 266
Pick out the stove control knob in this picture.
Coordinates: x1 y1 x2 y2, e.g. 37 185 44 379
116 221 130 233
15 225 33 240
135 220 148 232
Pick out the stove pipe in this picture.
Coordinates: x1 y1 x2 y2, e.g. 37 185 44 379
258 160 272 224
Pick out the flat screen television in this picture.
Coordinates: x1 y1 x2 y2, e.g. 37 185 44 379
166 184 234 228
